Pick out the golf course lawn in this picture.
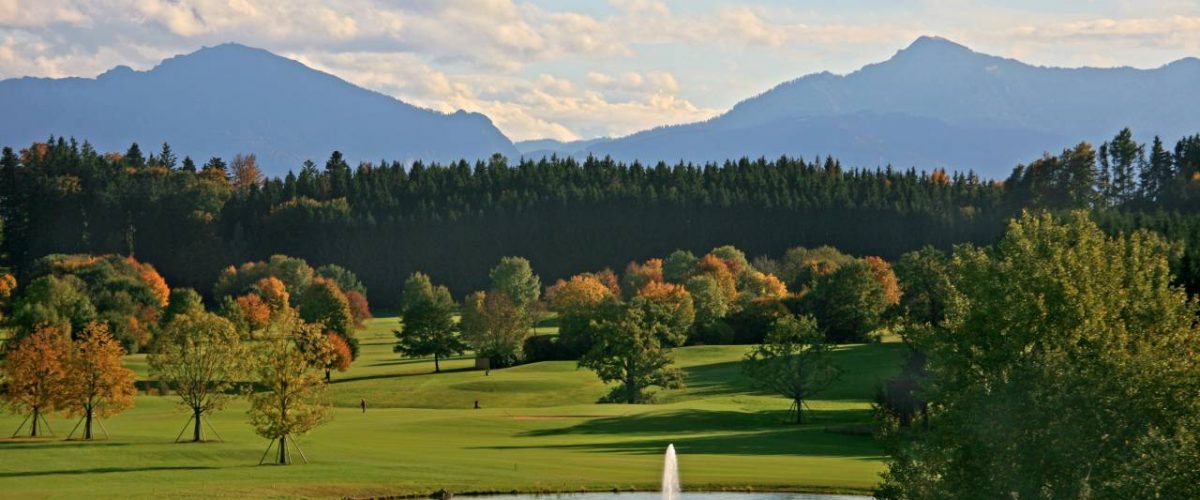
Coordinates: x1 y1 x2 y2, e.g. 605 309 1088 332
0 316 904 498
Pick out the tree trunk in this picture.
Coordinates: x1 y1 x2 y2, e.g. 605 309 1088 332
277 435 288 464
30 407 39 437
434 354 441 373
793 399 804 424
193 408 203 442
84 409 94 440
325 368 331 382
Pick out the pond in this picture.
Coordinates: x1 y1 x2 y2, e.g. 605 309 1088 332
474 493 871 500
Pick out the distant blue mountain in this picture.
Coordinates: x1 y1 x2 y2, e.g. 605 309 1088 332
582 36 1200 178
0 43 517 176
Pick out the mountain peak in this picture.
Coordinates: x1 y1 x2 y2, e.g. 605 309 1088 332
900 36 973 56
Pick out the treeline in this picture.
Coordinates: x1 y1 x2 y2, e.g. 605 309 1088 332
2 128 1200 307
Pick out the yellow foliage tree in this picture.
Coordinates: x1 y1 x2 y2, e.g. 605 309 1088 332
1 326 69 437
61 323 137 440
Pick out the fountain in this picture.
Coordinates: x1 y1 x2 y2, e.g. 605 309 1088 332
662 444 681 500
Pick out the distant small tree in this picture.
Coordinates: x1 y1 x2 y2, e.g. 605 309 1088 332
1 326 69 436
61 323 137 439
742 315 841 424
149 312 246 442
395 273 465 373
579 298 684 403
248 321 330 465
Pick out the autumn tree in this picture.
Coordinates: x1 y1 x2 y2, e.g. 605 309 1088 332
230 153 263 193
248 320 330 465
61 323 137 440
544 273 617 355
1 326 69 436
297 277 357 357
635 281 695 346
863 256 901 307
579 297 685 403
149 312 246 442
742 315 841 424
395 273 464 373
621 258 664 297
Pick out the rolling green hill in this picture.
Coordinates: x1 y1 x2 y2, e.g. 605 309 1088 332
0 316 904 498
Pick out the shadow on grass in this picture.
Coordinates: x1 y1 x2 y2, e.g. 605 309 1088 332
678 343 907 402
482 425 881 458
0 465 235 478
367 356 472 368
331 366 475 384
0 440 136 450
519 409 873 438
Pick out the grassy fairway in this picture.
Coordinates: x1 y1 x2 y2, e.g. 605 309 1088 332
0 316 903 498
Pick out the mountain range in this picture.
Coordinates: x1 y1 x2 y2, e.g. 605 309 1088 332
0 43 516 173
2 37 1198 178
522 36 1200 178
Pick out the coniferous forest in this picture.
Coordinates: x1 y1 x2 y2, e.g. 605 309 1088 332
2 128 1200 308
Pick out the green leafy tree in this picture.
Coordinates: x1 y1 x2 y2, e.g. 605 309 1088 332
394 273 465 373
297 277 356 357
460 290 528 367
807 260 888 343
9 275 96 336
579 298 684 403
742 315 841 424
162 288 204 325
149 312 246 442
893 246 953 329
248 318 330 465
315 264 366 296
878 211 1200 498
488 257 541 309
662 250 698 284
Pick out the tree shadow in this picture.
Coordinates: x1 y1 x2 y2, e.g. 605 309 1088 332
678 343 906 402
0 440 137 450
482 424 881 458
331 366 475 384
0 465 238 478
520 408 873 437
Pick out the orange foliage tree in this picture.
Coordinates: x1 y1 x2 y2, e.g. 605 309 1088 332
695 254 739 305
61 323 137 440
621 258 664 297
344 290 372 327
863 256 903 306
236 293 272 331
1 326 70 437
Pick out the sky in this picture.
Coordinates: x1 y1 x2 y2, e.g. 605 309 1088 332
2 1 1199 142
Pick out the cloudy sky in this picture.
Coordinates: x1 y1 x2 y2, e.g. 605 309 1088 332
2 1 1198 142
